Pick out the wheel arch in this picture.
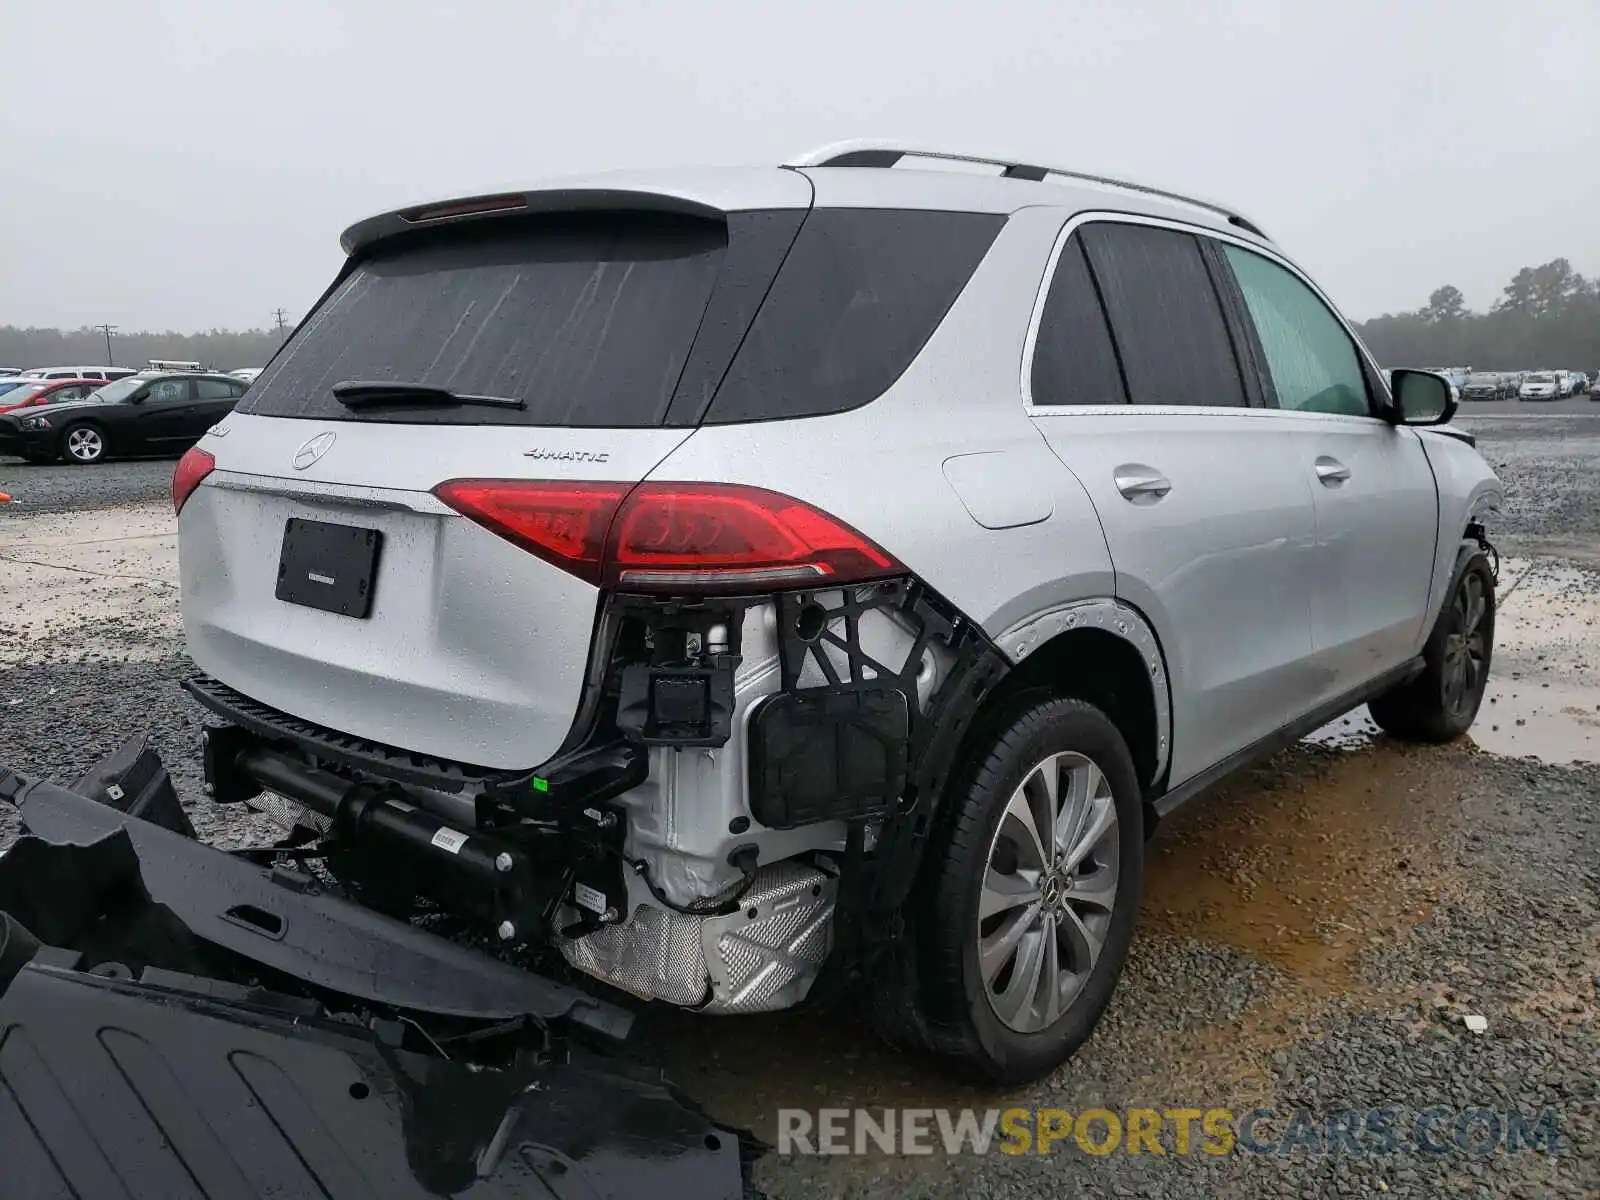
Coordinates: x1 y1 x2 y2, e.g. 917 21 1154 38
981 598 1171 833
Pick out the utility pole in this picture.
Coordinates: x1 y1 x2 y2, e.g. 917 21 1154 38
272 308 290 335
95 324 117 366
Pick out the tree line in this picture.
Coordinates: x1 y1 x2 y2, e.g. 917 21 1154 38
0 326 287 373
5 257 1596 378
1353 258 1600 372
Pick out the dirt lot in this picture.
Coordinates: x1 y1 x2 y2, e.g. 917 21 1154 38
2 417 1597 1199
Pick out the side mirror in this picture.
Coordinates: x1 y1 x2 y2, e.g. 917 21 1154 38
130 391 149 405
1388 369 1456 426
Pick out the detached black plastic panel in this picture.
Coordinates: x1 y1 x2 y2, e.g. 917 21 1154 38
0 964 745 1199
746 687 910 829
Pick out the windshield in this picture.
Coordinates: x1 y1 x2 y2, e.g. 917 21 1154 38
0 380 41 396
0 384 47 403
1527 374 1554 383
88 376 146 404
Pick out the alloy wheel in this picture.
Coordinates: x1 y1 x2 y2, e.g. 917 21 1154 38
978 751 1120 1034
67 427 104 462
1443 571 1488 718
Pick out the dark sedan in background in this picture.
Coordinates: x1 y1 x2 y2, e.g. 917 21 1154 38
0 372 248 465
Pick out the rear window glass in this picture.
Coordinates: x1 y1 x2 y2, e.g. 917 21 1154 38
703 209 1004 423
236 212 728 427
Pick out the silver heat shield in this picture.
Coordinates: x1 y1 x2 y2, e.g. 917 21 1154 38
558 860 836 1013
245 790 332 835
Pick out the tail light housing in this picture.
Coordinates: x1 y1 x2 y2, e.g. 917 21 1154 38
434 479 902 592
172 447 216 515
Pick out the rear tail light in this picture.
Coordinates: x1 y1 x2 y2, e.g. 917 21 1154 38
172 447 216 515
434 480 902 593
433 480 628 585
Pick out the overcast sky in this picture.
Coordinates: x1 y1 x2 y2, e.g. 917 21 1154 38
2 0 1596 332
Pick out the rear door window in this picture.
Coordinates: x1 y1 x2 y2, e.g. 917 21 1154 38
1079 223 1248 408
196 378 240 400
703 209 1004 423
1030 235 1127 406
236 212 730 428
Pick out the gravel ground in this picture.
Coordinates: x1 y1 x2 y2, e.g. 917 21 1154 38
1468 413 1600 548
0 456 174 513
2 430 1598 1198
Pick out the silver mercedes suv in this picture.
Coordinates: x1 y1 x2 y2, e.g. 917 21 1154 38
172 142 1503 1082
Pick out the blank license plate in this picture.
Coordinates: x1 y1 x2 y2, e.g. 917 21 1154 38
275 518 383 618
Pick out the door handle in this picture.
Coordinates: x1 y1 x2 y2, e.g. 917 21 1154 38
1314 456 1351 486
1113 466 1172 502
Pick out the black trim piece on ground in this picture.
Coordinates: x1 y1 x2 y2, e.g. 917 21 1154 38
1149 656 1426 823
1 768 632 1040
0 961 746 1199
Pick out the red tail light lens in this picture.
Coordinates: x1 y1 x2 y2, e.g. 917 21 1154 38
172 447 215 516
433 479 901 593
610 483 898 590
434 480 629 585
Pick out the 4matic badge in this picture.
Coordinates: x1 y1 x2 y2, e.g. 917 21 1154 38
523 448 611 463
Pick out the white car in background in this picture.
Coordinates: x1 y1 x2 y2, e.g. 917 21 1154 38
1519 373 1561 401
18 365 139 382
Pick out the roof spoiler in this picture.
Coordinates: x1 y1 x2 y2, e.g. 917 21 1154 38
339 169 814 257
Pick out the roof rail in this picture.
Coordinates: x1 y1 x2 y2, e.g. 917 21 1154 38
787 140 1271 241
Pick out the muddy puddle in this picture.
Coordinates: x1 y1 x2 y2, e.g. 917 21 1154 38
1141 742 1471 991
1303 556 1600 764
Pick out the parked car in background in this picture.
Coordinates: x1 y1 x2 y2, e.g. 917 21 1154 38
1590 377 1600 400
0 371 248 464
0 378 105 416
17 365 139 382
1520 373 1561 401
1460 374 1507 401
0 379 43 400
0 367 22 377
1567 371 1590 397
26 367 132 381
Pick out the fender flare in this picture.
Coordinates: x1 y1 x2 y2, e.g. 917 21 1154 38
991 597 1173 784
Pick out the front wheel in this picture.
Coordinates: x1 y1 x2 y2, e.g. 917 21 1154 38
1369 550 1494 742
919 697 1144 1084
61 423 108 465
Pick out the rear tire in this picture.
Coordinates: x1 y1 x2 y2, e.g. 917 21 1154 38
917 696 1144 1084
1368 550 1494 742
61 422 108 465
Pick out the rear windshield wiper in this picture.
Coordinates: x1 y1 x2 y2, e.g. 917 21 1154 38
331 380 526 411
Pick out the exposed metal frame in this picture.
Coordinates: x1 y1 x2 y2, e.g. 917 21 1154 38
788 140 1272 242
